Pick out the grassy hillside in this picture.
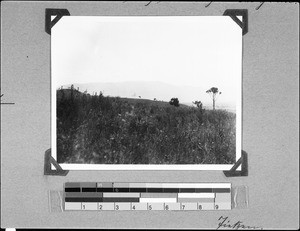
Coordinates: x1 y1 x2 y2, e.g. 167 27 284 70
56 88 236 165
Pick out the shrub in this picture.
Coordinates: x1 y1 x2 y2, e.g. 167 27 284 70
169 98 179 107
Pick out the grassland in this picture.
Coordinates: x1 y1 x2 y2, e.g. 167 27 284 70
56 88 236 165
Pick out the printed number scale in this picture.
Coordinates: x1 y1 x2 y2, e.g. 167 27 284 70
64 182 231 211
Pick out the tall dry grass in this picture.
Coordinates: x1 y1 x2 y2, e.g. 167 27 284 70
57 88 236 164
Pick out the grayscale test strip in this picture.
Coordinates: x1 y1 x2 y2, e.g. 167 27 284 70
64 183 231 211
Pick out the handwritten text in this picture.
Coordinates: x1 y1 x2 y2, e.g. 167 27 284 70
217 216 263 230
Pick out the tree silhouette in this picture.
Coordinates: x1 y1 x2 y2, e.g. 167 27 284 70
70 84 74 101
169 98 179 107
206 87 221 110
192 100 203 110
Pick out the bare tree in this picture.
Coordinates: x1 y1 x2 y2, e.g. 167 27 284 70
206 87 221 110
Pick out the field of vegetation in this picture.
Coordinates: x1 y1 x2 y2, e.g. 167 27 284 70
56 88 236 165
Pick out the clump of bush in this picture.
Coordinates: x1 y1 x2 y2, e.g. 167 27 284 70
169 98 179 107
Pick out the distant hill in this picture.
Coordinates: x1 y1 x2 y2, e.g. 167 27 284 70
61 81 208 103
57 88 191 109
56 87 236 165
60 81 236 111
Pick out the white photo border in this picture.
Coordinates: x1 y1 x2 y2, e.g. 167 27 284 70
51 16 242 171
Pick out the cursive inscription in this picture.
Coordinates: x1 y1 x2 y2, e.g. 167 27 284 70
205 1 213 7
125 1 267 10
0 94 15 105
217 216 263 230
255 2 265 10
203 2 266 10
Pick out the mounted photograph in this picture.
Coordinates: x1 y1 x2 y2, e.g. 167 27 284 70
51 16 242 170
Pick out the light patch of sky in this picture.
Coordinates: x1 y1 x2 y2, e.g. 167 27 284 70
51 16 242 104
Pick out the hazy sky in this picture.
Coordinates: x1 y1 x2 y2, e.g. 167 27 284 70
52 16 242 105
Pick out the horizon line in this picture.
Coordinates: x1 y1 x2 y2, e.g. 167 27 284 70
58 80 227 91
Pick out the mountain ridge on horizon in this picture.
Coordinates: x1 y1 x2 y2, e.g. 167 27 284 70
60 80 236 109
62 80 204 89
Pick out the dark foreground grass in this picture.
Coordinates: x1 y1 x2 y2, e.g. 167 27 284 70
56 88 236 164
